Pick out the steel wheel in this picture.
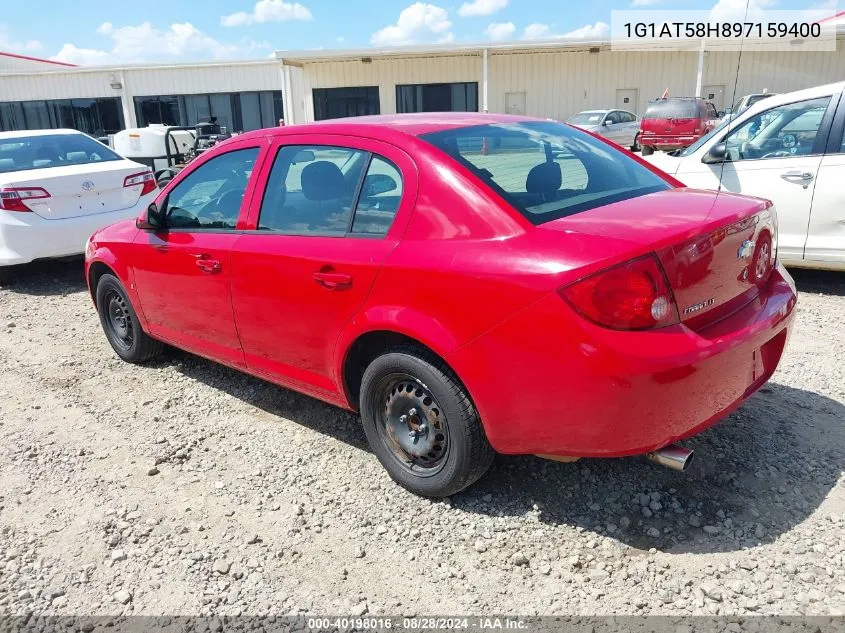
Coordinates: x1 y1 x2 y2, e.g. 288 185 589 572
375 373 449 477
104 290 134 351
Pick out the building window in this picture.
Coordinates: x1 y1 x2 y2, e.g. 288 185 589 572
133 91 283 133
312 87 381 121
396 82 478 113
0 98 125 137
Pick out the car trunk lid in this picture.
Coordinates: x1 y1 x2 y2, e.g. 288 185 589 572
540 188 777 326
1 161 146 220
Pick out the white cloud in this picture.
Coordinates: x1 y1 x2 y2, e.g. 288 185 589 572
522 23 551 39
51 21 270 65
371 3 453 46
457 0 507 17
221 0 313 27
561 21 610 38
710 0 776 22
485 21 515 41
0 23 43 53
336 36 345 43
631 0 663 5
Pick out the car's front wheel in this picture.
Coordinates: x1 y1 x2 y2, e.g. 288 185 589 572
96 273 163 364
360 348 494 497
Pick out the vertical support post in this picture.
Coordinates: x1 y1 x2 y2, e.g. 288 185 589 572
119 71 134 128
284 65 295 124
482 47 489 112
695 39 705 97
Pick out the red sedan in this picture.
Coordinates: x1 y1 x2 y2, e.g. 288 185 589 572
85 113 796 497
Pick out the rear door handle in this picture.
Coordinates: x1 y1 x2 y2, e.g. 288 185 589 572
781 170 814 183
313 271 353 290
192 254 222 273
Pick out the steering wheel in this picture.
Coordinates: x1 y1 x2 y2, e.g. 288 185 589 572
782 134 797 148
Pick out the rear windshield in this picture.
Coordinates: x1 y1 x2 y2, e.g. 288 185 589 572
643 100 698 119
420 121 670 225
0 133 122 174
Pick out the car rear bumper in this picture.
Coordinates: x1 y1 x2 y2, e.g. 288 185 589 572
447 263 797 457
0 196 151 266
640 135 699 149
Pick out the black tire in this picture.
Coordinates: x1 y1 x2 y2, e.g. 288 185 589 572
631 134 641 152
96 273 163 363
0 267 11 286
360 346 494 497
641 145 654 156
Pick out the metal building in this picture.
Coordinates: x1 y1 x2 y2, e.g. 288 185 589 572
2 33 844 136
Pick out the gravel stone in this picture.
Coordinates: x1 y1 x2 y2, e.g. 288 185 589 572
0 263 843 616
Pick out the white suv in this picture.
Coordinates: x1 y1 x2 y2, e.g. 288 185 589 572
643 81 845 271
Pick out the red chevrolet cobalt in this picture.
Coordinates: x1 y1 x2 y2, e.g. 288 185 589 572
85 113 796 497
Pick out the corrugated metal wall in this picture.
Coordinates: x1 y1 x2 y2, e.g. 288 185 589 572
302 55 482 116
488 49 699 119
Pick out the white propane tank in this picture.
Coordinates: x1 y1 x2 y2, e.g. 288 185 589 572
112 125 196 172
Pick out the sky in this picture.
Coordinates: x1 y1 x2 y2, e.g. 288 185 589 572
0 0 837 65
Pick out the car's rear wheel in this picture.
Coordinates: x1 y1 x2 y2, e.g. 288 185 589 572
641 145 654 156
631 134 641 152
96 273 163 364
360 347 494 497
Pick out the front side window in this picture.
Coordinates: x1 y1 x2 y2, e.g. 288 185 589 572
421 121 670 225
165 147 259 230
258 145 369 235
0 133 122 173
722 96 831 161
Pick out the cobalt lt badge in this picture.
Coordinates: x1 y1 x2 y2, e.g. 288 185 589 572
81 180 95 191
737 239 755 261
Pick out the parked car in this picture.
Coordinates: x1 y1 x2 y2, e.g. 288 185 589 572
720 92 778 122
643 81 845 271
85 113 796 497
567 109 641 150
638 97 720 155
0 129 156 281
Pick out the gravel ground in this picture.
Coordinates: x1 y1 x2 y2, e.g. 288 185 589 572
0 259 843 617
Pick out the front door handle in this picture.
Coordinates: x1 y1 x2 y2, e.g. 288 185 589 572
192 254 222 273
781 170 814 183
313 270 353 290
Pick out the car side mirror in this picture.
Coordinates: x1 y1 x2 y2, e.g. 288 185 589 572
136 202 165 230
702 142 728 164
602 119 611 126
717 111 725 118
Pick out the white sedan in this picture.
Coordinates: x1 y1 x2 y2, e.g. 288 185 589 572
643 81 845 271
0 129 156 279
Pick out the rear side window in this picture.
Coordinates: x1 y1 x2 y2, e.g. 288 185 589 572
0 133 121 173
258 145 403 236
643 100 698 119
420 121 670 225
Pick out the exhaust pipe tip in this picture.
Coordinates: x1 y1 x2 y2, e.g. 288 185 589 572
646 444 694 472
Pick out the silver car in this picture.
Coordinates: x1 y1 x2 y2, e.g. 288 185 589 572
566 109 640 150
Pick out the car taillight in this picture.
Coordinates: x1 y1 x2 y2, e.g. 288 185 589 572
124 171 156 196
0 187 50 212
560 254 679 331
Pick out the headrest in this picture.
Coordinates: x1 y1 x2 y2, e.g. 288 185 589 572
0 158 15 169
526 162 562 194
301 161 345 201
32 159 52 168
66 151 88 162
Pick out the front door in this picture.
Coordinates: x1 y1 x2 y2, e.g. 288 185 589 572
132 144 264 366
230 135 415 398
675 94 835 262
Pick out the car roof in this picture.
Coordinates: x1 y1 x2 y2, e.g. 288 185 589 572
235 112 539 142
575 109 609 114
0 128 83 140
735 80 845 120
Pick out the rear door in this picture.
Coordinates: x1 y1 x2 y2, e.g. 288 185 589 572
131 140 267 366
230 134 417 397
675 93 838 262
805 91 845 265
